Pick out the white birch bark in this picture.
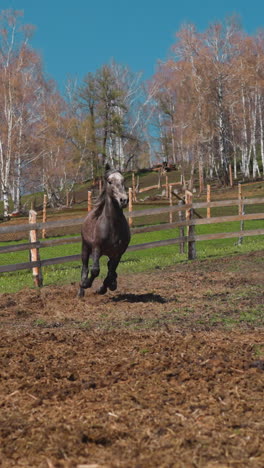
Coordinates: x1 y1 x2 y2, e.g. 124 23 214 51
258 95 264 176
250 90 260 179
0 140 10 216
241 88 250 177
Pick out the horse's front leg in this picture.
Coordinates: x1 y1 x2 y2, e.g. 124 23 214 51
97 256 120 295
78 242 90 298
86 247 101 288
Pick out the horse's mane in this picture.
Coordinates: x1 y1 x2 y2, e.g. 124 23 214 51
93 189 107 218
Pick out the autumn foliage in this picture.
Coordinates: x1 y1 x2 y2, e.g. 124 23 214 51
0 11 263 215
151 18 264 185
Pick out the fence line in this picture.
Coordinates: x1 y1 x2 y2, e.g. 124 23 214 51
1 212 263 253
0 228 263 275
138 181 181 194
0 196 263 283
1 197 263 236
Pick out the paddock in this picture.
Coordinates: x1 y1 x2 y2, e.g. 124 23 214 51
1 251 264 467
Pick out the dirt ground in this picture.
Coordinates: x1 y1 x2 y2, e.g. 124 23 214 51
1 251 264 468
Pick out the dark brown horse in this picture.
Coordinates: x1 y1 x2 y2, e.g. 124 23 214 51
78 164 131 297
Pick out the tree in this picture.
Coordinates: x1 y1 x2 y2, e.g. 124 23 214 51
0 9 45 215
30 82 90 207
151 17 264 185
77 62 146 175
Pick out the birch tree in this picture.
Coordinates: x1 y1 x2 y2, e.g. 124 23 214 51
151 17 264 185
0 9 45 215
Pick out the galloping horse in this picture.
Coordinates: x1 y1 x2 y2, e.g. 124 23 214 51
78 164 131 297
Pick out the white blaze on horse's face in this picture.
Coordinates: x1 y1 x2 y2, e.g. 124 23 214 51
107 172 128 208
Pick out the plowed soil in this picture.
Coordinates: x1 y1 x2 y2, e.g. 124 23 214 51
1 251 264 468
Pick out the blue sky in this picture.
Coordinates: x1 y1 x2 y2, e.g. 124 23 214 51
1 0 264 92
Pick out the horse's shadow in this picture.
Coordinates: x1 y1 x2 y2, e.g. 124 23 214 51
112 293 167 304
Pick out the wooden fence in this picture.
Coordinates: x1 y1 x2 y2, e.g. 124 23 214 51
0 195 264 287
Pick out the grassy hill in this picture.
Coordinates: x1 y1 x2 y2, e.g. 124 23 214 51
1 168 263 224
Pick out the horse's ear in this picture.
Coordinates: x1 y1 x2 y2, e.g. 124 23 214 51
105 163 111 173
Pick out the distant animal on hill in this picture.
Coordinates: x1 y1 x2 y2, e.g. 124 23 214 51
78 164 130 297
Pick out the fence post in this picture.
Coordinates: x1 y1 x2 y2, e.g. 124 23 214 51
238 184 243 246
29 210 43 287
165 175 169 198
185 190 196 260
188 208 196 260
158 169 161 189
229 164 233 188
238 198 245 246
42 194 47 239
178 199 185 254
99 178 103 195
169 185 173 223
238 183 242 215
88 190 92 212
66 190 69 208
207 184 211 218
128 187 133 227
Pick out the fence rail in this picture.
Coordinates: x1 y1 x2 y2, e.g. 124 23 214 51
0 227 263 275
1 212 263 255
0 195 263 283
1 197 264 235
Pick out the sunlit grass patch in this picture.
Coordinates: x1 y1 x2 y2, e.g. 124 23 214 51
252 344 264 358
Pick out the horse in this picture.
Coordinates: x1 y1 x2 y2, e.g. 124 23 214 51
78 164 131 297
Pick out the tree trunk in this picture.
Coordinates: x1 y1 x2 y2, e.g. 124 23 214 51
258 96 264 177
2 187 9 217
13 153 22 212
250 91 260 179
217 80 229 185
241 89 250 178
0 141 10 217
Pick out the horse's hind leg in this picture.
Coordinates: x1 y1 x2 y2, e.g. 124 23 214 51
78 242 90 297
97 257 120 295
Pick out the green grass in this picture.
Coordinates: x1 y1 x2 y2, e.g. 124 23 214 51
33 318 48 327
207 307 264 328
0 215 264 293
1 175 263 294
252 344 264 358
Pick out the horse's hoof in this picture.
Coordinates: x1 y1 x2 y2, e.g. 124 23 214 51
109 281 117 291
78 288 85 298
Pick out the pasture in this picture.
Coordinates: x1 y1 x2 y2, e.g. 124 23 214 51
1 250 264 467
1 174 264 466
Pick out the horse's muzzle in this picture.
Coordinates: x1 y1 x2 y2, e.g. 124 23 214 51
120 197 128 208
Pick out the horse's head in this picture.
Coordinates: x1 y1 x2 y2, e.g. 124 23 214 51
105 165 128 209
